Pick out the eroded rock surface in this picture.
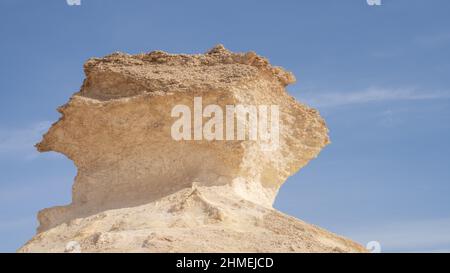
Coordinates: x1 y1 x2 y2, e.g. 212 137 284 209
19 45 366 253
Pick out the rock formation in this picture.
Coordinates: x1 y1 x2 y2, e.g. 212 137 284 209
19 45 366 252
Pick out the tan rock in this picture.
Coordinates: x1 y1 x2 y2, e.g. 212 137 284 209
19 45 366 253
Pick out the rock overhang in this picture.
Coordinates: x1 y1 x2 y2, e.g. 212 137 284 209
34 45 329 233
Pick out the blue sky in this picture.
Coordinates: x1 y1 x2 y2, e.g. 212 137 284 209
1 0 450 252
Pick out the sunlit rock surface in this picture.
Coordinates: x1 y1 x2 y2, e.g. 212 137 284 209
19 45 365 253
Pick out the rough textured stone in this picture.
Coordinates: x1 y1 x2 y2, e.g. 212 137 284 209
19 45 366 253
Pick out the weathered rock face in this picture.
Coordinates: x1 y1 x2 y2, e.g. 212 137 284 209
19 45 366 253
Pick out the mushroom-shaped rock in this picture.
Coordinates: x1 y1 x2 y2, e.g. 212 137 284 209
20 46 365 253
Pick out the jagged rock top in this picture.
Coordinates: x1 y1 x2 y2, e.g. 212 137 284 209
81 44 295 100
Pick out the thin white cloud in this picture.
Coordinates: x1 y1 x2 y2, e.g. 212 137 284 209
345 218 450 253
0 121 51 160
299 87 450 108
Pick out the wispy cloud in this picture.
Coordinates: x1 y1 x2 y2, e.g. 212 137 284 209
299 87 450 108
0 121 51 160
346 218 450 253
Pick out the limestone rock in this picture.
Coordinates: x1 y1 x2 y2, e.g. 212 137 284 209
19 45 366 253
